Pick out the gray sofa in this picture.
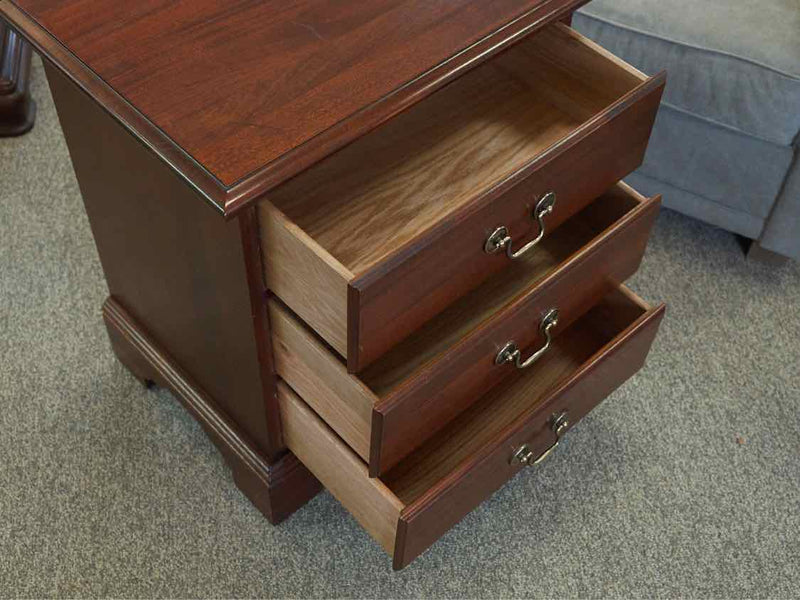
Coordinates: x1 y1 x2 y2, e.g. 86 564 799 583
574 0 800 260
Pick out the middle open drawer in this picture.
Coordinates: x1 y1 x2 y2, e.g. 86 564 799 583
269 183 660 476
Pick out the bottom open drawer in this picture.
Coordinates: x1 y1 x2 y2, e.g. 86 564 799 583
278 286 665 569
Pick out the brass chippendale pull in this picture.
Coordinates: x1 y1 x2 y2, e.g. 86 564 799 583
484 192 556 259
495 308 559 369
511 411 570 466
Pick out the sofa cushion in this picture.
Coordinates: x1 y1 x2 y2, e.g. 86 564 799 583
574 0 800 146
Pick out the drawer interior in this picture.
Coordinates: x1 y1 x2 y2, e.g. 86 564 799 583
265 23 646 277
279 285 659 565
271 183 650 461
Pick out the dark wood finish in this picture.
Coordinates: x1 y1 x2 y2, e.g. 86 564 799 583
44 64 283 459
370 186 662 475
1 0 590 216
746 239 790 266
2 1 232 216
390 289 666 569
103 298 321 524
0 19 35 135
238 207 286 454
349 74 664 372
8 0 667 571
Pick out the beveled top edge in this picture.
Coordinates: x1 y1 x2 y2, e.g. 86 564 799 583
1 0 229 215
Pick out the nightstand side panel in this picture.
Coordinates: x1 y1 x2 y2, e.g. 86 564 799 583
44 64 281 459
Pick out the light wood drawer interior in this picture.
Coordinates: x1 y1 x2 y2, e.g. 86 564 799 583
259 23 653 370
278 286 665 569
270 183 657 473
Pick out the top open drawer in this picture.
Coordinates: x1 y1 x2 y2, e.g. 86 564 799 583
259 23 665 372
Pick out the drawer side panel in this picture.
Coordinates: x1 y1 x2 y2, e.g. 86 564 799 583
269 300 374 460
278 381 402 555
260 202 351 356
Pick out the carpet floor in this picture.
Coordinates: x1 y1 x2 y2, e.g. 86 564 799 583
1 58 799 599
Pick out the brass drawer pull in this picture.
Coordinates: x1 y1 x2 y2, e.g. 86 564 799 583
495 308 559 369
484 192 556 259
511 411 570 466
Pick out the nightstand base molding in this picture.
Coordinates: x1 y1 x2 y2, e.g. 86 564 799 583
102 296 322 525
0 21 36 136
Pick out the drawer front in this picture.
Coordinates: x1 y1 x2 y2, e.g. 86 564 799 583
349 74 664 371
278 287 665 569
372 188 661 475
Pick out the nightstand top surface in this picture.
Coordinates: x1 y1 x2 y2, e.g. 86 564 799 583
3 0 586 215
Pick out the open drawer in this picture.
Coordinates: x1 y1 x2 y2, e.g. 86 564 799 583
270 183 661 476
279 286 666 569
259 23 666 373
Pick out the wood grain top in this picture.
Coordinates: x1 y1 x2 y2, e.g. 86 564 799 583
2 0 588 215
269 23 641 274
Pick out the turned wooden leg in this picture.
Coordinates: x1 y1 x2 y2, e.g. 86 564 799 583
102 296 322 525
0 21 36 136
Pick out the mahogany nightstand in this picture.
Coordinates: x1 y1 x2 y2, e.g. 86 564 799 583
1 0 666 569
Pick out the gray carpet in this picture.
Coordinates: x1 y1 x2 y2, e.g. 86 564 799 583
2 58 799 599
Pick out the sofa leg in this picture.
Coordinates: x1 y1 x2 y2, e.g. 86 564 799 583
747 240 789 266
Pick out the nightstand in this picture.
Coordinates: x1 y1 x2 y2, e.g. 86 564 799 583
1 0 665 569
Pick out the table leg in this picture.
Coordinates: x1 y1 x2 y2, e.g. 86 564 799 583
1 21 36 136
747 239 789 266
